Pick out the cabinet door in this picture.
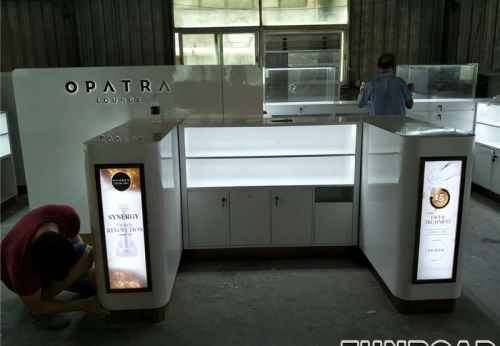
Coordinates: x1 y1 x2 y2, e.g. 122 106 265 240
188 191 229 247
491 152 500 194
314 202 353 244
271 189 313 245
473 146 493 189
230 190 270 246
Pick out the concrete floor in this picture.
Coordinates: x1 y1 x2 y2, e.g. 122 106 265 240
1 192 499 346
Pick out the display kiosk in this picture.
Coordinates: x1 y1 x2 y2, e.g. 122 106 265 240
84 119 183 322
178 116 362 249
360 117 474 312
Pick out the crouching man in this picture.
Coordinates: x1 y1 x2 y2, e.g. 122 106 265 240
1 205 109 329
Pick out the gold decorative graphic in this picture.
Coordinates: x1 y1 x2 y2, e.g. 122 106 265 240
109 269 147 289
430 188 450 209
101 168 141 191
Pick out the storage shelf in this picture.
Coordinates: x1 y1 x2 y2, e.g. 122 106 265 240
477 121 500 129
187 184 355 191
184 125 357 158
185 153 355 160
186 156 355 188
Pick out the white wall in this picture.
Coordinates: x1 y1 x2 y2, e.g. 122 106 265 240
13 65 254 234
1 72 26 186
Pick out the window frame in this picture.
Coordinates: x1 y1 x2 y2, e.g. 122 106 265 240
173 1 350 85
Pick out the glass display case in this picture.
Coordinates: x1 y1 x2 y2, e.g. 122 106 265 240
264 67 339 104
396 64 478 99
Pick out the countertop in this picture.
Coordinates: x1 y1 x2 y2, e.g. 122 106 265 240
180 115 363 127
363 116 474 137
84 118 186 145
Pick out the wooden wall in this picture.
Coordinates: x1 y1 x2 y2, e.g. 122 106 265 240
1 0 80 70
74 0 174 67
349 0 446 85
443 0 500 71
1 0 175 71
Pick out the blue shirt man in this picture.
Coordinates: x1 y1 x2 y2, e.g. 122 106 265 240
357 54 414 116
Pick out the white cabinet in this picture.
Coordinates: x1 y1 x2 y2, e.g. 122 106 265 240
473 101 500 194
188 191 230 247
271 189 313 245
492 157 500 194
314 202 353 244
473 146 494 189
230 190 271 246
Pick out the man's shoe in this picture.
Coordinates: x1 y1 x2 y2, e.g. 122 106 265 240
28 313 70 329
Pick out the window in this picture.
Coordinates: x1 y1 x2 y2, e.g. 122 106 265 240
174 0 259 28
262 0 348 26
177 32 257 66
173 0 349 84
182 34 219 65
222 33 256 65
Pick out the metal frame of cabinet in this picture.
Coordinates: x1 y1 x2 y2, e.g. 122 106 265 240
178 120 362 249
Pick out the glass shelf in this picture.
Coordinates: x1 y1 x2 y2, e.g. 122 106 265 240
396 64 478 99
184 124 356 158
186 156 355 188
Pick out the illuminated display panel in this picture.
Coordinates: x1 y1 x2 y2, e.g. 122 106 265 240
413 157 467 284
95 164 152 293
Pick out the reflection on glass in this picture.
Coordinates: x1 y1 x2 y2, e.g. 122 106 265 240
223 33 255 65
265 67 337 103
396 64 478 99
262 0 348 26
174 0 259 28
183 34 218 65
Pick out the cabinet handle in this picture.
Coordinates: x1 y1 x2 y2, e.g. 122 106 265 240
437 114 442 120
493 155 498 162
275 196 279 207
222 197 226 208
438 105 443 111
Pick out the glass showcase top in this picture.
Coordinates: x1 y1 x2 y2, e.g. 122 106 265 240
264 67 338 104
396 64 478 100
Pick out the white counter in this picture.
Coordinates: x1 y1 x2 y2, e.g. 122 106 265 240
84 119 183 315
179 116 363 249
360 117 474 303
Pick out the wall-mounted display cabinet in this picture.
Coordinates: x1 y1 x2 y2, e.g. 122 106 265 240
473 101 500 195
179 117 362 249
1 111 17 209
